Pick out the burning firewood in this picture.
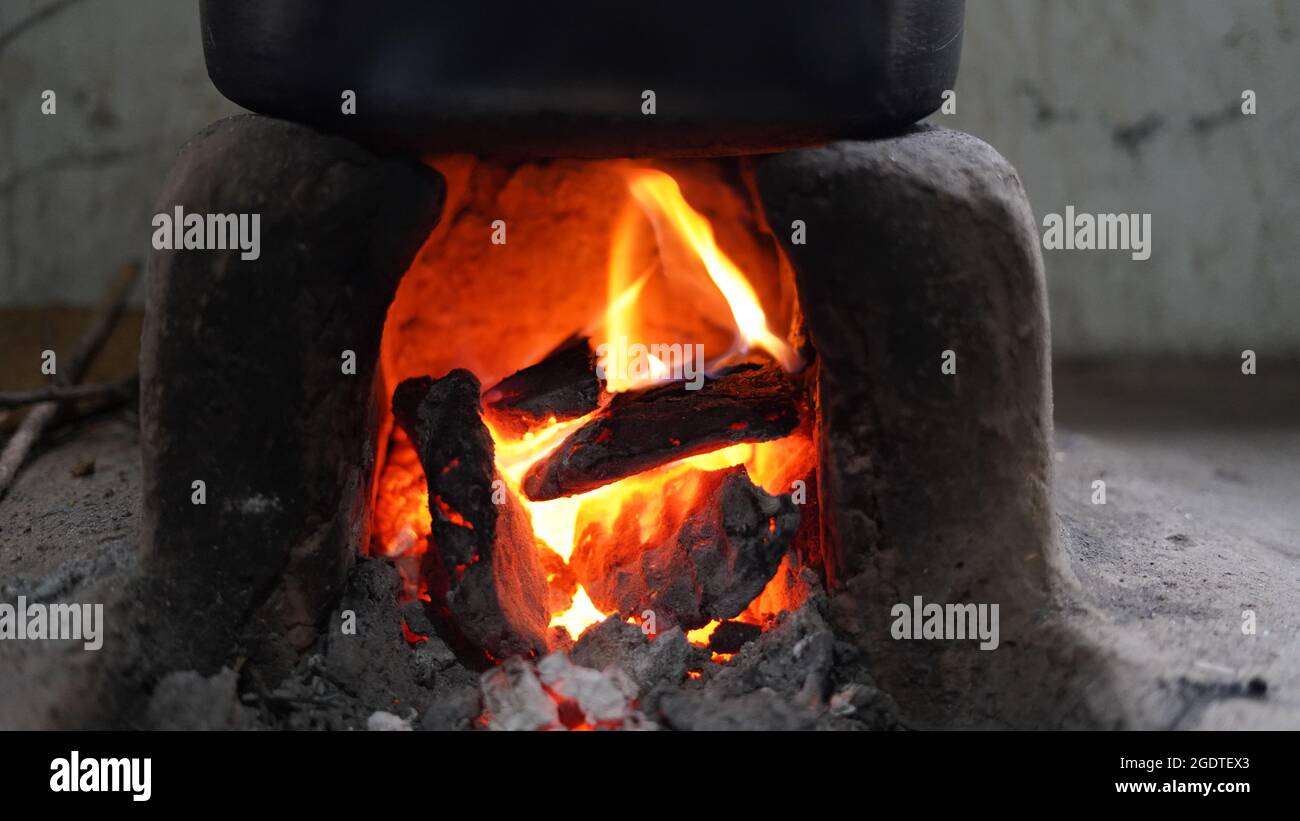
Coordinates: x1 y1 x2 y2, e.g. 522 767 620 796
569 465 799 629
392 370 549 662
522 362 800 501
482 335 604 437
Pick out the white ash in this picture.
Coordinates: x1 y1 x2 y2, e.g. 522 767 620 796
366 710 414 731
829 684 861 716
537 651 637 725
480 656 558 731
480 652 654 731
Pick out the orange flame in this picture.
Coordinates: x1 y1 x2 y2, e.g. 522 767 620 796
599 202 676 393
602 203 649 394
624 168 802 372
548 584 606 639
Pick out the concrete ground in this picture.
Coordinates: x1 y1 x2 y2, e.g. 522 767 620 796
1 364 1296 728
1052 364 1300 729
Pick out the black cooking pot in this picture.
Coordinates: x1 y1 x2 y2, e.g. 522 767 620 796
199 1 965 157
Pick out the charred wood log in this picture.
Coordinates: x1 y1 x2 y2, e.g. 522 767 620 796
482 335 603 437
570 466 799 629
393 370 549 663
522 362 800 501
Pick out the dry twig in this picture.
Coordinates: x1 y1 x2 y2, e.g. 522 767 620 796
0 373 137 409
0 261 139 500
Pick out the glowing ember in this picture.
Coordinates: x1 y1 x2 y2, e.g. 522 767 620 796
401 620 429 645
686 620 721 647
549 584 606 639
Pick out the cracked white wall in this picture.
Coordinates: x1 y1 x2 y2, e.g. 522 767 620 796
0 0 237 308
938 0 1300 359
1 0 1297 357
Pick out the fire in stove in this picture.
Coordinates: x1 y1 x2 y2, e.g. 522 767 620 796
372 165 817 675
21 0 1145 738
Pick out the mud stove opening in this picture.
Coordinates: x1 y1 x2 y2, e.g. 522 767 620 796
370 158 823 726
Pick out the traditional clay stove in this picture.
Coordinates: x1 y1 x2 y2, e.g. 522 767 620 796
99 0 1108 730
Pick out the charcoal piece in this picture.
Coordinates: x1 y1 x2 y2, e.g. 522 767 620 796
401 597 460 684
400 597 437 640
570 617 703 691
522 362 800 501
705 573 836 705
392 370 549 662
321 559 436 713
483 336 603 437
658 689 817 731
654 592 862 726
818 680 900 731
570 466 799 629
421 683 482 731
410 638 460 687
708 620 763 654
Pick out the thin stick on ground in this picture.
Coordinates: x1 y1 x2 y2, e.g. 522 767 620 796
0 373 138 410
0 261 140 501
